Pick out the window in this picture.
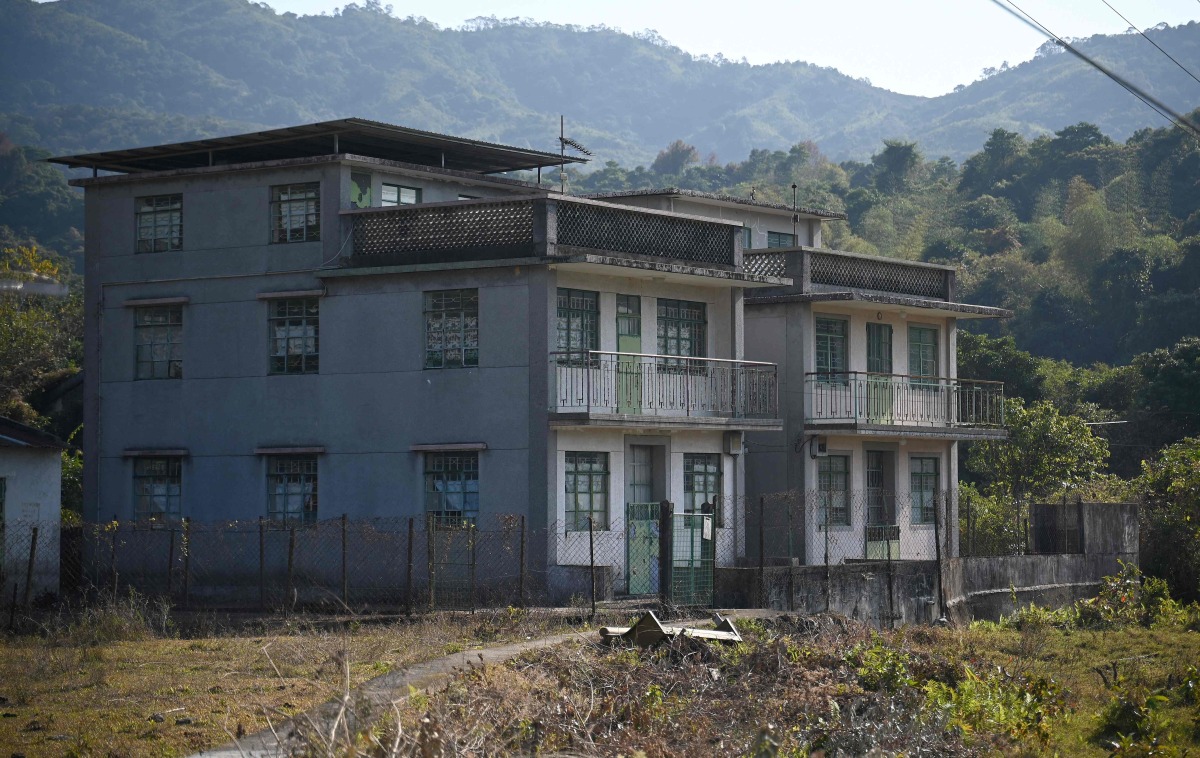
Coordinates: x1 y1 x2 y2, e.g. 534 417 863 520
135 194 182 253
741 226 753 250
382 184 421 206
818 454 850 526
767 231 796 248
910 457 939 524
271 182 320 243
684 453 722 526
657 299 706 359
815 316 847 381
556 288 599 356
267 455 318 524
350 172 372 209
425 289 479 369
909 325 939 388
269 298 319 374
135 306 183 380
425 452 479 527
134 457 182 524
565 452 608 531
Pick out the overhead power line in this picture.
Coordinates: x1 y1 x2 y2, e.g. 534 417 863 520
1100 0 1200 87
989 0 1200 141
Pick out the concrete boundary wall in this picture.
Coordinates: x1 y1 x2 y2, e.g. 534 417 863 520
717 502 1138 627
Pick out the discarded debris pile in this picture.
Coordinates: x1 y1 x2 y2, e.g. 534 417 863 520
598 611 742 647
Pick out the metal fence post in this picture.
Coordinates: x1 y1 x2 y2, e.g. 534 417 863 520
428 519 436 611
340 513 348 607
166 527 176 598
933 493 946 620
110 518 119 593
286 526 296 613
405 517 414 615
23 526 39 608
258 517 266 611
469 524 477 614
518 515 527 608
824 497 831 614
182 517 191 608
785 501 794 612
757 496 765 608
588 515 596 618
659 501 673 607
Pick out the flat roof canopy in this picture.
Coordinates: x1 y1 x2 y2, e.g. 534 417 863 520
48 118 585 175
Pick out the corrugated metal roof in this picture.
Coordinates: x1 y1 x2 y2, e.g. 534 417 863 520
48 118 585 175
0 417 68 450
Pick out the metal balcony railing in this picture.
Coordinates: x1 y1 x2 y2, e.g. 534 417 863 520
550 351 779 420
804 372 1005 428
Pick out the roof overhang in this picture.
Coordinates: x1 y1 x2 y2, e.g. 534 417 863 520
554 255 791 288
49 118 584 175
746 291 1012 319
587 188 845 220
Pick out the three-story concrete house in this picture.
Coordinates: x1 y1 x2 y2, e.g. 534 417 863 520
54 120 789 597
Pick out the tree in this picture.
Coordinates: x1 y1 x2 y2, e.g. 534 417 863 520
1131 337 1200 444
956 332 1045 403
649 140 699 177
871 140 921 195
967 399 1108 500
1136 437 1200 602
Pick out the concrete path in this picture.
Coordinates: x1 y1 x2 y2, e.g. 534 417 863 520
196 609 779 757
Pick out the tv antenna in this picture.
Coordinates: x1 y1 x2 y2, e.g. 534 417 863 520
558 115 592 193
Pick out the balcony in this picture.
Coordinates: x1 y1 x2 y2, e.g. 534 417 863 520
549 351 781 429
804 372 1005 437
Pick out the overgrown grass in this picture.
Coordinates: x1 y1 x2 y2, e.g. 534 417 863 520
0 592 628 756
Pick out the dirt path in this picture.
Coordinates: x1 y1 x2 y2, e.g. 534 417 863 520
196 609 780 757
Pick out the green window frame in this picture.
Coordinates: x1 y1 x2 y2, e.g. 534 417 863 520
267 455 318 524
135 194 182 253
908 325 939 380
565 452 608 532
657 299 706 359
866 322 893 374
556 288 599 356
818 454 850 526
134 457 182 524
910 457 939 524
270 182 320 243
425 452 479 527
269 298 320 375
425 289 479 369
684 453 723 527
135 306 183 380
767 231 796 248
741 226 753 250
381 184 421 206
815 316 848 381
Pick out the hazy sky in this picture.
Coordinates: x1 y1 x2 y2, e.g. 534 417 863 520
253 0 1200 97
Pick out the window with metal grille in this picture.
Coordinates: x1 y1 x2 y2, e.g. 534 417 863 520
425 452 479 527
565 451 608 531
381 184 421 206
910 457 938 524
818 454 850 526
556 288 598 356
908 325 938 378
815 316 847 382
135 306 182 380
267 455 318 524
657 299 706 359
135 194 182 253
767 231 796 248
270 182 320 243
134 457 182 524
684 453 722 527
269 298 319 375
425 289 478 369
741 226 753 250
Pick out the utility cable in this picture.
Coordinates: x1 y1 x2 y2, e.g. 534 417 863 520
1100 0 1200 87
990 0 1200 141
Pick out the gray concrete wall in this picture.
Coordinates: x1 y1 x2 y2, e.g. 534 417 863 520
0 448 62 597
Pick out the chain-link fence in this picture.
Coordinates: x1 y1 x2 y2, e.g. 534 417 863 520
959 492 1089 557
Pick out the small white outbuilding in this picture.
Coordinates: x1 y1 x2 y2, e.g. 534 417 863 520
0 416 66 601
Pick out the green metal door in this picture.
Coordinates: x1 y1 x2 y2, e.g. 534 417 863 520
669 513 714 606
625 445 658 595
616 295 642 415
866 323 893 424
865 451 899 559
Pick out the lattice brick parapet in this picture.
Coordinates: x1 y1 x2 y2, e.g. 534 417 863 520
743 252 787 278
810 252 948 299
352 200 535 257
556 201 735 266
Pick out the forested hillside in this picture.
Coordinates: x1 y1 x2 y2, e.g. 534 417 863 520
1 0 1198 164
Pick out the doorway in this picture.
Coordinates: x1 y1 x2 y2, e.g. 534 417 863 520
625 444 661 594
